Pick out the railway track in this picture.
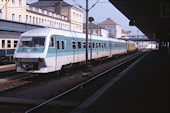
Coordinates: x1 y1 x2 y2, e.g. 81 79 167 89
24 51 149 113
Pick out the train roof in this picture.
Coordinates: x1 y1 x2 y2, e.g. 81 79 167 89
20 28 126 43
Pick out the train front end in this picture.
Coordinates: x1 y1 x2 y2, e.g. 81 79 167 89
13 29 50 73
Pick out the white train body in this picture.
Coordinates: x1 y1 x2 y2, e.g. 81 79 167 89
14 28 127 73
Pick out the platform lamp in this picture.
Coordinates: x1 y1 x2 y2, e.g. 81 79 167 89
89 17 94 63
129 19 136 26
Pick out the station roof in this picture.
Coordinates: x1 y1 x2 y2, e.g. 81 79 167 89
99 18 118 25
109 0 169 42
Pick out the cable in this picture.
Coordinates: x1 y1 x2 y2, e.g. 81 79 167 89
73 0 100 11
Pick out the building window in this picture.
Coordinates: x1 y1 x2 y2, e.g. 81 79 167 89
33 17 35 24
36 17 38 25
2 40 5 48
73 12 75 19
39 18 41 25
29 16 32 23
19 15 22 22
79 15 81 20
0 11 2 19
7 40 11 48
47 20 49 27
12 0 15 4
14 41 18 48
59 23 61 29
44 19 46 26
26 15 28 23
19 0 22 6
12 13 15 21
42 19 44 25
50 21 52 27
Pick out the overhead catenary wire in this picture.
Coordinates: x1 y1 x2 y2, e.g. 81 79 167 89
73 0 99 11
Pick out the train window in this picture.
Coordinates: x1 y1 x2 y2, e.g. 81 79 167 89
49 37 54 47
92 42 95 48
61 41 65 50
89 42 91 48
2 40 5 48
99 43 101 48
96 43 98 48
72 41 76 49
104 43 106 48
83 42 86 49
7 40 11 48
14 41 18 48
57 40 60 49
78 42 81 49
20 37 45 48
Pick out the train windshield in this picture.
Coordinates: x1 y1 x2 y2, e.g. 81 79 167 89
19 37 45 48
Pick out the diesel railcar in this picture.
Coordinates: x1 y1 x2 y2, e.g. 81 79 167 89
14 28 135 73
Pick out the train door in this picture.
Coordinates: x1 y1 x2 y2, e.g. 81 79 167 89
109 41 112 57
51 35 57 71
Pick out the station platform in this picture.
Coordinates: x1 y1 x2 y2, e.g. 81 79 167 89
74 49 169 113
0 64 16 72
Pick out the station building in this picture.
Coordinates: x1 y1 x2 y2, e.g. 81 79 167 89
83 23 108 37
0 0 83 32
99 18 122 38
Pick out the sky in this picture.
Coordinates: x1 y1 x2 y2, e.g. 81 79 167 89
27 0 144 36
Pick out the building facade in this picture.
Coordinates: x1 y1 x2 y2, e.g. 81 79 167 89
99 18 122 38
0 0 26 22
61 6 83 32
121 30 129 39
83 23 108 37
0 0 83 32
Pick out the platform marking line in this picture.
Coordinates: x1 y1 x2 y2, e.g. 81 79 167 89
0 64 16 69
70 51 150 113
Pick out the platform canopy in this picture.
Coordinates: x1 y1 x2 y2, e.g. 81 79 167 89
109 0 169 42
0 31 21 39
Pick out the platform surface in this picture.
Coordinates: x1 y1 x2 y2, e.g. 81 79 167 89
80 50 169 113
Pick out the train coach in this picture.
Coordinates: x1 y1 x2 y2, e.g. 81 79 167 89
127 41 138 53
14 28 135 73
0 37 18 60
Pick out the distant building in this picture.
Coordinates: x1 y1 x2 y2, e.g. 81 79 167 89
0 0 83 32
121 30 129 39
99 18 122 38
31 0 83 32
83 23 108 37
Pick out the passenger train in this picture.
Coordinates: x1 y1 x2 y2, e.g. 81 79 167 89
13 28 137 73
